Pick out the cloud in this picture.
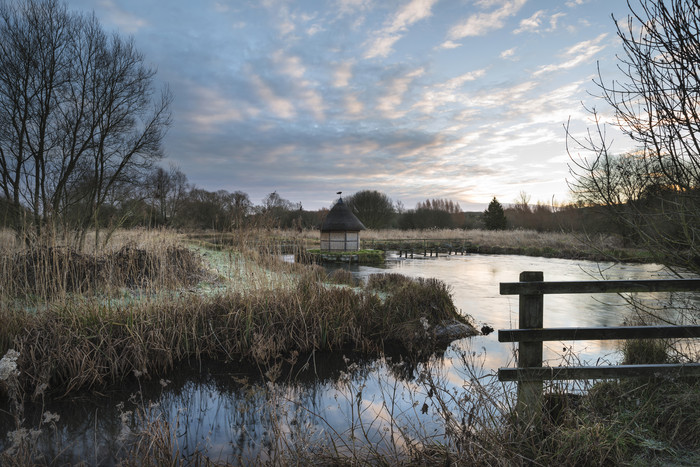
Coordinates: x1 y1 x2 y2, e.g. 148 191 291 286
98 0 148 33
414 68 487 114
336 0 373 16
333 61 354 87
377 67 425 118
500 47 517 59
364 0 438 59
447 0 526 39
270 50 326 121
272 50 305 79
533 33 608 76
444 69 488 89
181 86 250 133
306 23 324 35
513 10 545 34
365 35 402 59
468 80 538 110
438 40 462 49
344 94 364 115
248 72 297 119
514 10 566 34
260 0 296 37
213 2 229 13
549 12 565 29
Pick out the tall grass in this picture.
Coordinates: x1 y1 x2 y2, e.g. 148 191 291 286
0 228 473 399
3 271 470 397
0 228 203 301
1 227 697 465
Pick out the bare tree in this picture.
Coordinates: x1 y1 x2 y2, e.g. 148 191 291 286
146 165 187 226
230 190 252 229
0 0 171 246
345 190 395 229
568 0 700 269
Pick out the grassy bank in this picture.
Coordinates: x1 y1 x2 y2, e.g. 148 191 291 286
1 228 697 465
0 229 474 399
192 228 653 263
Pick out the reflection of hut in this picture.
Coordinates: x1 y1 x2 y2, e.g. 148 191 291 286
320 195 366 251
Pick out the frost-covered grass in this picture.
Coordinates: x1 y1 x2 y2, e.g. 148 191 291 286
0 229 472 399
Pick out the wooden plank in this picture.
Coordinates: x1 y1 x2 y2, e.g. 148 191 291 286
498 363 700 381
517 271 544 423
499 325 700 342
500 278 700 296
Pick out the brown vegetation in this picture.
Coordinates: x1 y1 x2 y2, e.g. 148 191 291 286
0 229 473 400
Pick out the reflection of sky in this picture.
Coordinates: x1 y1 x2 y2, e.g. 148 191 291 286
6 254 698 462
362 254 692 371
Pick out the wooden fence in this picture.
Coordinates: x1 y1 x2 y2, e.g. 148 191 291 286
497 271 700 422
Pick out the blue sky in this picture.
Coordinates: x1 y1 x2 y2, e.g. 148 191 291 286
64 0 633 210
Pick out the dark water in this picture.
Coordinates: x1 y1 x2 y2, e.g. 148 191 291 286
1 254 695 463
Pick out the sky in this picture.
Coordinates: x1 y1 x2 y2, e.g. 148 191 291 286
63 0 635 211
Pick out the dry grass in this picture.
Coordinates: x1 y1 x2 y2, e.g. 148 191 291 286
0 227 693 465
1 244 203 300
272 227 649 262
3 271 470 397
361 228 650 261
0 228 473 399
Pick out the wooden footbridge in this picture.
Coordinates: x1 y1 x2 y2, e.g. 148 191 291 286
361 238 474 258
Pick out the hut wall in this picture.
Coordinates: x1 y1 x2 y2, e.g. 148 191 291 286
320 231 360 251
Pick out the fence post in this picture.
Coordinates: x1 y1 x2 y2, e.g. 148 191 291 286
517 271 544 425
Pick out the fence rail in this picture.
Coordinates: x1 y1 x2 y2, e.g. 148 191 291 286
497 271 700 423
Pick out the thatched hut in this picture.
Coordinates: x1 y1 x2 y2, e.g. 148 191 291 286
320 195 366 251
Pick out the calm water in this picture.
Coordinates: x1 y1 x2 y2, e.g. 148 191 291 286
2 254 695 463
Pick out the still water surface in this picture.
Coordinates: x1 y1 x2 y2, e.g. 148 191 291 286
2 253 693 463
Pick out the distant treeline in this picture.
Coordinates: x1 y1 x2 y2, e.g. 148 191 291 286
0 165 616 234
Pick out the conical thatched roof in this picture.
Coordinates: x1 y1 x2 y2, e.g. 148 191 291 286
320 198 366 231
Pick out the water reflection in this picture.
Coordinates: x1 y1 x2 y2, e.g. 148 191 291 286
355 253 694 368
2 254 697 463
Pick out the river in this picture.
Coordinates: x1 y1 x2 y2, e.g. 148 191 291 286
1 253 695 463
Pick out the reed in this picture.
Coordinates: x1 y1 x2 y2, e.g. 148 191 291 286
0 227 473 398
4 272 469 397
2 227 693 465
0 228 203 302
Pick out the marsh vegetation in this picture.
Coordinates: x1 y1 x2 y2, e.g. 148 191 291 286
0 227 698 465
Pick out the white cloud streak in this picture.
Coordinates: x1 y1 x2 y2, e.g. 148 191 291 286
447 0 527 39
98 0 148 33
377 67 425 118
364 0 438 59
533 33 607 76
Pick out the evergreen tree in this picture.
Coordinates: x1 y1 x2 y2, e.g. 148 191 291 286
484 197 507 230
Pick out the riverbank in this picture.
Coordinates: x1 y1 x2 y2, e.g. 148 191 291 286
0 228 697 465
189 228 654 263
0 232 475 400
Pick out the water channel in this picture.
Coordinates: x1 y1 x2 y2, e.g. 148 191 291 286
1 253 696 463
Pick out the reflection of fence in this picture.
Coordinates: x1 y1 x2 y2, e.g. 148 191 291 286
498 271 700 422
